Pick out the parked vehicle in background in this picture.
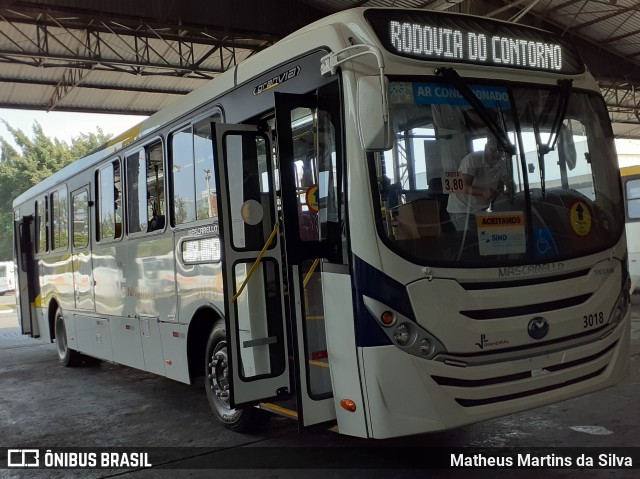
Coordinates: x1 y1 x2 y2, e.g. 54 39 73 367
621 166 640 292
0 261 15 295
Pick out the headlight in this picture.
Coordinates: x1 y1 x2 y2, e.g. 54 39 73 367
419 338 433 355
364 295 446 359
393 323 411 346
610 288 630 326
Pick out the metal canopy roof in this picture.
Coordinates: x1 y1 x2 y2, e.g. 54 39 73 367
1 0 640 137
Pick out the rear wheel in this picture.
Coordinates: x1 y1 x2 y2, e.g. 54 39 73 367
54 309 81 367
204 320 270 432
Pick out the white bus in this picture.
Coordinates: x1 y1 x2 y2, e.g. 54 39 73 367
13 8 630 439
0 261 15 295
621 166 640 292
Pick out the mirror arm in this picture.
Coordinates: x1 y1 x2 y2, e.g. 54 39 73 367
321 45 388 123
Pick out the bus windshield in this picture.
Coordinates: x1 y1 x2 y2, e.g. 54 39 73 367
371 80 624 267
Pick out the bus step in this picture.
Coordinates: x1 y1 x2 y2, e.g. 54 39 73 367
259 400 298 419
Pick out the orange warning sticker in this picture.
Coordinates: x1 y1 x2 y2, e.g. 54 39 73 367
306 184 319 213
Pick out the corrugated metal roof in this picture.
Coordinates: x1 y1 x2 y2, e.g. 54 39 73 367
1 0 640 136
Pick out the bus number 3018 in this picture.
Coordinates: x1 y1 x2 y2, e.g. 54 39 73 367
583 312 604 328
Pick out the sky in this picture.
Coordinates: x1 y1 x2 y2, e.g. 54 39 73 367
0 108 147 149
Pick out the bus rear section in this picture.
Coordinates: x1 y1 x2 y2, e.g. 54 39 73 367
621 166 640 291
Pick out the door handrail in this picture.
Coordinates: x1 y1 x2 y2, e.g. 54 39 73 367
232 223 279 303
302 258 320 288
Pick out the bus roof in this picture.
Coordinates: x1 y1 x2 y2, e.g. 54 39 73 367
11 8 364 209
12 6 585 209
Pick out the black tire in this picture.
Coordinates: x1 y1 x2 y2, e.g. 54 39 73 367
54 309 81 367
204 320 270 432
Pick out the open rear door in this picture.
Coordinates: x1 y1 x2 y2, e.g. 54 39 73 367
15 215 39 337
210 121 292 407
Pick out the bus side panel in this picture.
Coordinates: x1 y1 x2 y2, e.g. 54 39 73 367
42 253 74 313
159 322 190 383
93 245 125 316
75 314 113 361
33 304 48 341
109 316 145 369
121 236 176 323
140 316 166 376
626 223 640 291
322 270 368 438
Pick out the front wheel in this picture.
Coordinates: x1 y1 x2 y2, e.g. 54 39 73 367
54 309 81 367
204 320 270 432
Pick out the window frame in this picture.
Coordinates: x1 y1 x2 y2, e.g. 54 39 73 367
51 185 69 252
124 138 166 237
96 158 124 243
168 110 222 229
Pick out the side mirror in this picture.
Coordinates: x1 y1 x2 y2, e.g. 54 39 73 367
357 76 392 151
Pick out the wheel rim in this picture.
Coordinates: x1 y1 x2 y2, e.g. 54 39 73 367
208 340 231 409
55 314 67 361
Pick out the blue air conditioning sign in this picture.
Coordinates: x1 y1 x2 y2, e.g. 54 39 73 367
365 10 584 75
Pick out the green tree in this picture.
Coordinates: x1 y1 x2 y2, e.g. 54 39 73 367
0 120 112 260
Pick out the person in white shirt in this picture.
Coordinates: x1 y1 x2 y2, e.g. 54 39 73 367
446 135 509 232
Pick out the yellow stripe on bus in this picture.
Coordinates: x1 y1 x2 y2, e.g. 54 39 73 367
308 360 330 368
621 166 640 177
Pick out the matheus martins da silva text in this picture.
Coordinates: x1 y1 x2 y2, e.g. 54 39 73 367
451 453 633 468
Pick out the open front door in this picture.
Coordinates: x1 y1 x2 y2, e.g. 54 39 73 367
211 121 291 407
275 90 344 427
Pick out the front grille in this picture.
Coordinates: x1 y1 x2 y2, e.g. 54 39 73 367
458 268 591 290
459 293 591 320
432 340 616 407
454 368 606 407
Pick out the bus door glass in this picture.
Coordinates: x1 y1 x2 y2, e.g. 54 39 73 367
210 122 290 407
274 89 343 427
71 187 95 310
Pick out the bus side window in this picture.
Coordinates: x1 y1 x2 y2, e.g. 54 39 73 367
51 186 69 251
170 120 219 226
36 196 48 253
627 178 640 220
97 160 122 241
146 142 165 232
126 142 165 235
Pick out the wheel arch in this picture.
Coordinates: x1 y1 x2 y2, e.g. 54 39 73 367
187 304 224 383
48 297 60 341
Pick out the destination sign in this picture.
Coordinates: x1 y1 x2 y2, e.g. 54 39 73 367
365 10 584 75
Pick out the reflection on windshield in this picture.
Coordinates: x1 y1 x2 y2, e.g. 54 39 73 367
371 81 623 266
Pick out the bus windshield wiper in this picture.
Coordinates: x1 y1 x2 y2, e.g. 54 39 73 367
540 79 573 156
435 67 515 155
530 79 572 198
529 104 546 198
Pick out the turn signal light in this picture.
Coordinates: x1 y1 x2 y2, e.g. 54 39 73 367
340 399 357 412
380 311 395 326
